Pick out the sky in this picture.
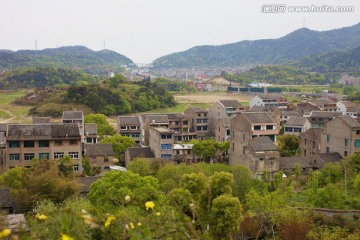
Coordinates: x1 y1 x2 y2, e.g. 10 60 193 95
1 0 360 63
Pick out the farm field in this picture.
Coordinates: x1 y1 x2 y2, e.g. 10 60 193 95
174 91 252 105
0 90 32 123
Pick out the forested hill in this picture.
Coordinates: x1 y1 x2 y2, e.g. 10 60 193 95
0 46 134 74
294 46 360 75
152 22 360 68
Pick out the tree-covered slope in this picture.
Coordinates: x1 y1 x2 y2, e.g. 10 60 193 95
0 46 134 74
152 23 360 68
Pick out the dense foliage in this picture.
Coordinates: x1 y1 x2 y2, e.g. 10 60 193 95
0 67 98 88
0 46 133 75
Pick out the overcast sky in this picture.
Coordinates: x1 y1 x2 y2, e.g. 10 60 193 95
1 0 360 63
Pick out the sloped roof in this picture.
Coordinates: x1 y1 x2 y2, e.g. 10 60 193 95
185 107 208 113
313 152 343 168
248 106 273 112
146 115 169 123
257 94 283 100
32 117 51 124
285 117 310 126
280 156 312 170
86 144 114 156
248 137 278 151
79 176 101 193
127 147 154 160
0 124 7 133
85 123 97 135
62 111 83 120
7 123 80 138
339 115 360 128
300 127 324 138
242 112 274 124
218 99 242 108
167 113 184 119
310 111 341 118
339 101 356 108
118 116 140 125
311 98 335 105
283 111 297 117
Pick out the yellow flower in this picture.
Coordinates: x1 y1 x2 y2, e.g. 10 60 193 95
137 222 142 227
124 195 131 203
156 212 161 217
35 213 47 221
129 222 135 229
61 233 74 240
0 228 11 238
145 201 155 211
104 215 116 228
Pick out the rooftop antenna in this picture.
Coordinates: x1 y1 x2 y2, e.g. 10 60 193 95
35 40 37 50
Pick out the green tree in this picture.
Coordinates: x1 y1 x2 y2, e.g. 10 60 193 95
209 172 234 200
277 135 300 157
180 173 207 201
100 134 135 160
191 139 219 162
210 195 243 239
0 167 24 189
127 158 154 177
84 113 116 137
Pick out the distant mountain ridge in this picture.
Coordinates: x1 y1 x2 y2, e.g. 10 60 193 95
152 23 360 68
0 46 134 74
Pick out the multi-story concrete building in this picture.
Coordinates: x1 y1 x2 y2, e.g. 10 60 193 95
321 115 360 158
297 102 321 117
245 136 280 179
124 147 154 166
308 111 341 128
84 143 115 172
299 128 323 157
62 111 84 143
0 132 6 174
249 94 288 111
184 108 209 139
117 116 142 145
5 123 82 173
284 117 311 136
209 100 245 133
311 98 337 112
229 112 279 165
336 101 359 118
143 115 169 146
85 123 98 144
167 113 196 142
215 117 232 143
173 144 197 164
149 126 174 159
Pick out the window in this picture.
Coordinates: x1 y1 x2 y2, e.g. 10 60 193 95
174 128 180 133
130 126 137 130
161 134 172 139
294 128 302 132
70 140 77 145
305 139 307 145
326 135 330 143
38 140 49 147
326 147 330 153
202 119 208 123
357 130 360 135
254 125 261 130
345 139 349 147
131 134 140 138
120 126 127 130
104 157 109 163
69 152 79 159
203 126 208 131
9 154 20 160
8 141 20 148
54 152 64 159
344 151 348 156
73 164 79 172
183 121 189 125
232 131 235 138
304 150 307 157
243 134 245 141
39 153 49 160
355 140 360 147
161 154 172 159
197 119 202 123
24 153 35 161
175 121 180 125
204 114 207 117
197 114 201 117
196 126 202 131
266 125 274 130
285 127 293 132
24 141 34 148
55 140 62 145
161 144 172 150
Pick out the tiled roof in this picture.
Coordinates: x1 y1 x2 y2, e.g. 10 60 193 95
7 123 80 138
257 94 283 100
339 115 360 128
248 137 278 151
310 111 341 118
218 100 242 108
311 98 336 105
85 123 98 135
283 111 297 117
280 156 312 170
0 124 7 132
32 117 51 124
62 111 83 120
339 101 355 108
299 127 323 138
127 147 154 160
118 116 140 125
79 176 101 193
248 106 273 112
285 117 309 126
146 115 169 123
167 113 184 119
151 126 173 133
185 107 208 113
313 152 343 168
86 144 114 156
242 112 274 124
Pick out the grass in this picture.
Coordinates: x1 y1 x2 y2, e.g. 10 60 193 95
0 109 10 118
0 90 28 105
0 90 31 121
